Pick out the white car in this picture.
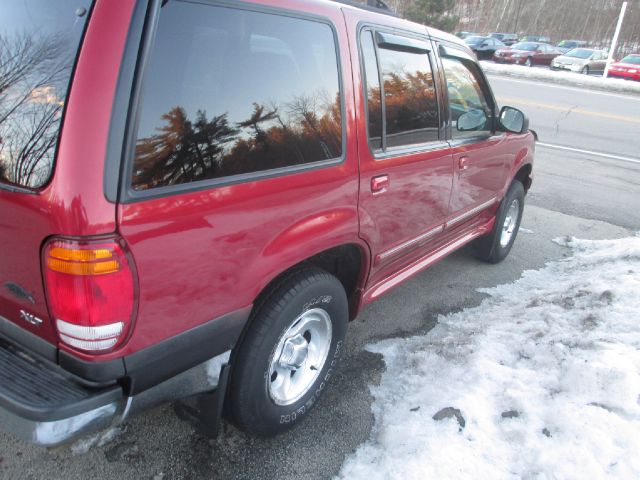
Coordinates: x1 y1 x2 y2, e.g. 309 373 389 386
550 48 608 75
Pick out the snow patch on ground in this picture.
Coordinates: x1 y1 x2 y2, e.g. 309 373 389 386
481 61 640 95
337 235 640 480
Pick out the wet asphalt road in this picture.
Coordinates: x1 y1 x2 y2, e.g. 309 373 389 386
1 78 639 480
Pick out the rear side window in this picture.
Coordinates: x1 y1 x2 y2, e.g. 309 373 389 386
0 1 92 189
131 2 343 191
360 29 438 154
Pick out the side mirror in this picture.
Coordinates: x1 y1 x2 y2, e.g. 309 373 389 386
499 106 528 134
457 109 487 131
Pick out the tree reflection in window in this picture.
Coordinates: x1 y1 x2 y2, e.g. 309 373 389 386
131 3 343 191
0 1 91 188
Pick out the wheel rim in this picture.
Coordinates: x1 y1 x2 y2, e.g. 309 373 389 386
268 308 332 406
500 199 520 248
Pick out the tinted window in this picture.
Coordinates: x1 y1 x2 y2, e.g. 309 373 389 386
442 57 492 140
620 56 640 65
0 0 91 189
361 31 382 151
377 42 438 149
512 42 538 51
132 2 342 191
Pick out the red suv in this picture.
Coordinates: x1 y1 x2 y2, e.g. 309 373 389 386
0 0 534 446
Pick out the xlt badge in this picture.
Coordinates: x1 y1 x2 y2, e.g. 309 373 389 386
20 310 43 326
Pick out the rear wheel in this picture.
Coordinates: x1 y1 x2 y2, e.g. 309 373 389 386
228 267 348 436
473 181 525 264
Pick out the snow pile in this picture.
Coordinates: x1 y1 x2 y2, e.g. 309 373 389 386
338 235 640 480
481 61 640 95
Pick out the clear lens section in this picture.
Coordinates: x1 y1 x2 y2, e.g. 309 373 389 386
58 334 119 352
57 319 123 341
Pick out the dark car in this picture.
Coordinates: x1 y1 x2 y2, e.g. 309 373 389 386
493 42 563 66
455 31 481 39
557 39 587 54
490 32 519 46
465 35 507 60
0 0 534 447
521 34 551 43
607 54 640 81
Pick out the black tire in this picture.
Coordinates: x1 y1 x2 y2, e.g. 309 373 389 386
473 181 525 264
228 267 348 436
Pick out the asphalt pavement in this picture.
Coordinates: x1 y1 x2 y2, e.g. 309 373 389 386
1 77 639 480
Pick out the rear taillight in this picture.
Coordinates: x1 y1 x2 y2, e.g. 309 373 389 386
42 236 137 353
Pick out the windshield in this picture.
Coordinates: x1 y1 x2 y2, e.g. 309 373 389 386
0 0 91 189
465 36 485 46
512 43 538 52
490 33 504 40
565 49 593 59
620 56 640 65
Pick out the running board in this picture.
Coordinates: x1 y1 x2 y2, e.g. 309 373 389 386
363 219 494 303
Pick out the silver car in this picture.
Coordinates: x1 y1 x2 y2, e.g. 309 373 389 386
550 48 608 74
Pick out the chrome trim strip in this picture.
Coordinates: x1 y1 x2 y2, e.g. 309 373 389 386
446 197 497 228
378 224 444 262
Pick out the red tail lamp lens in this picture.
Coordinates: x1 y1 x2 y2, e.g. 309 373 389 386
43 237 136 353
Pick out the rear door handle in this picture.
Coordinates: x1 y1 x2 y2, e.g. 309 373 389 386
371 175 389 194
459 156 470 170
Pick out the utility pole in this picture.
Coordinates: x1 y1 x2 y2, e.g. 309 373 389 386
603 1 627 78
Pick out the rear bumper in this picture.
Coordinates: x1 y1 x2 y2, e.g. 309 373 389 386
0 335 233 447
0 337 124 446
0 306 249 446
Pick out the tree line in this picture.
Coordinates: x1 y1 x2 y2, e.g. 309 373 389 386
364 0 640 57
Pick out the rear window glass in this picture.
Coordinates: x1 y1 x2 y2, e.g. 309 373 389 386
0 0 91 189
620 56 640 65
131 1 343 191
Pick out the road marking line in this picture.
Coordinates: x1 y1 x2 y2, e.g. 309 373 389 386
488 74 640 102
537 142 640 164
496 96 640 124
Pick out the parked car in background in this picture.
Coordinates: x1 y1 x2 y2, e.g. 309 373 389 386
557 39 587 53
465 35 506 60
493 42 562 67
520 35 551 43
456 31 480 39
490 32 519 46
551 48 608 74
607 54 640 81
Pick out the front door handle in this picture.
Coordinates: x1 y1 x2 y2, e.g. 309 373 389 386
371 175 389 194
459 156 470 171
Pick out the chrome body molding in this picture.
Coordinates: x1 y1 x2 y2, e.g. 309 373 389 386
378 224 445 262
445 197 497 229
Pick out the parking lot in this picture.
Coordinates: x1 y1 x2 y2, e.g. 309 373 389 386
2 72 639 480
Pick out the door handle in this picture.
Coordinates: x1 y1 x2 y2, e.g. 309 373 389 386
371 175 389 194
459 156 470 171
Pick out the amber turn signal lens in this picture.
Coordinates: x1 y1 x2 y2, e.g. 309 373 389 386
46 246 120 275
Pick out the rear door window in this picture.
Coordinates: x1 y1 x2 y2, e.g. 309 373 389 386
0 0 92 189
360 29 439 154
131 1 343 191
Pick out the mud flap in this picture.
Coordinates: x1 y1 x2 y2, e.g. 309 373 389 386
173 363 230 438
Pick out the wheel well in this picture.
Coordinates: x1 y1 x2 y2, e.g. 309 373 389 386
249 244 365 327
514 164 532 192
